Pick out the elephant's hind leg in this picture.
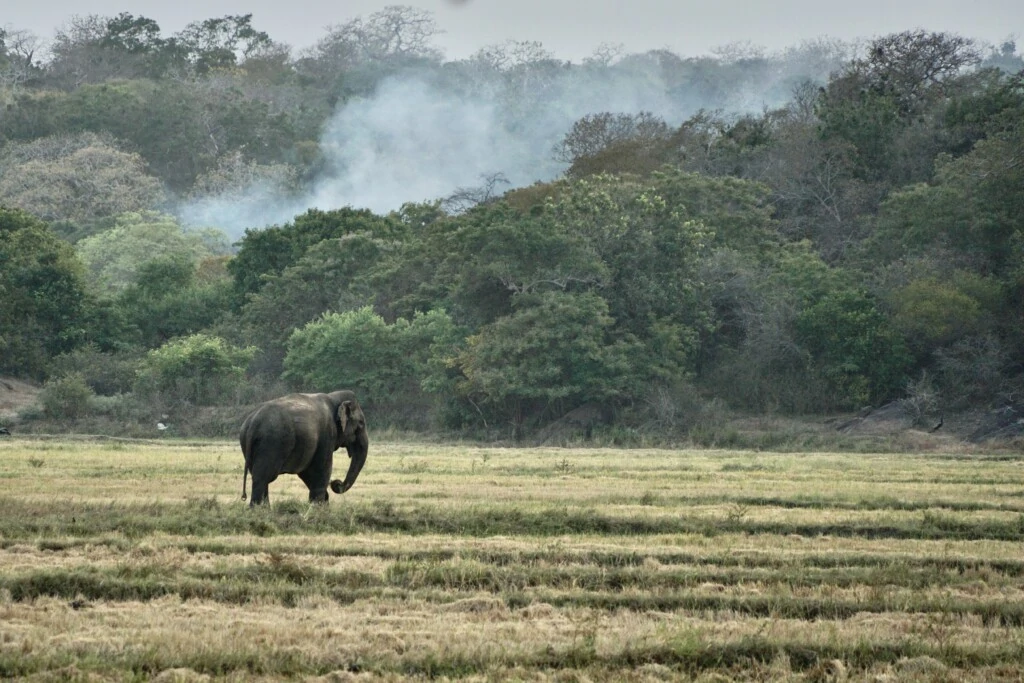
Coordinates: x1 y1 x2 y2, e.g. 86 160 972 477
249 480 271 506
248 459 278 506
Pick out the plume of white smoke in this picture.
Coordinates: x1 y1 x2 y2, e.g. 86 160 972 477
177 44 846 240
178 68 679 239
310 77 535 214
177 182 309 239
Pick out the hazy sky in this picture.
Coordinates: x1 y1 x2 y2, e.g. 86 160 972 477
5 0 1023 60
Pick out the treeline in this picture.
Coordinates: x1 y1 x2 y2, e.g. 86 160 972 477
1 10 1022 439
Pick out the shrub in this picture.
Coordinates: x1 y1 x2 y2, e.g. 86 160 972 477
40 373 95 420
284 307 460 423
935 334 1010 405
49 346 142 396
889 278 982 355
90 394 139 420
796 290 913 408
899 372 940 426
135 334 256 405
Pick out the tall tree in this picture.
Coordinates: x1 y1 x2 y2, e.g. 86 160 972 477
0 209 91 378
228 208 403 305
455 291 636 433
0 27 42 93
46 14 168 86
172 14 272 75
818 30 983 184
75 211 228 293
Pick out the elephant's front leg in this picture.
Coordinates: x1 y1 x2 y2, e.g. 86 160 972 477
299 449 334 504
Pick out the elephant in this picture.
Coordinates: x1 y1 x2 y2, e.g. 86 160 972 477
239 390 368 506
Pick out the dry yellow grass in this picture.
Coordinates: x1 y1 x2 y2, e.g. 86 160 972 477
1 437 1024 680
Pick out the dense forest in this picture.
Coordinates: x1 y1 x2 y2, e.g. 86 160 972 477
1 8 1022 440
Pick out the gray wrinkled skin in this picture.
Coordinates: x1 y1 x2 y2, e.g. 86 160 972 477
239 390 368 506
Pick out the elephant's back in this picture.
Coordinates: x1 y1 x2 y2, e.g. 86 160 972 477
249 398 305 430
242 395 325 445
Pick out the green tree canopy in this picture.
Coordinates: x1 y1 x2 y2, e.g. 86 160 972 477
76 212 229 293
115 253 233 349
135 334 255 405
454 291 636 430
228 208 404 305
283 307 459 417
237 233 392 375
0 208 91 378
0 133 164 230
796 290 912 408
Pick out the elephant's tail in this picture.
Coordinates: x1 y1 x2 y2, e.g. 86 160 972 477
240 429 256 501
241 446 253 501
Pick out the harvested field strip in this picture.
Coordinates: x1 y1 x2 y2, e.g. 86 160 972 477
4 551 1022 594
2 636 1023 679
3 498 1024 541
14 535 1024 577
6 546 1024 624
622 494 1024 512
4 560 1024 620
3 597 1024 679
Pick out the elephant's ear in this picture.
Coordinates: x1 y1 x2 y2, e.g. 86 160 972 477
338 400 353 433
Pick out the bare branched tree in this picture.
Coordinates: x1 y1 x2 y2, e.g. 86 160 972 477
471 40 554 72
845 30 982 113
441 172 510 214
583 42 624 68
307 5 442 70
0 28 41 92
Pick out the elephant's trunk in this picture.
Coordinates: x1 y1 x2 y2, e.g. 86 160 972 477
331 430 367 494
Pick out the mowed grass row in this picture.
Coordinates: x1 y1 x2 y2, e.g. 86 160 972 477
2 438 1024 680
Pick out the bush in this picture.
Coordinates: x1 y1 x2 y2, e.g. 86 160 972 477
889 278 982 356
935 334 1010 405
40 373 95 420
796 290 913 408
90 394 140 420
49 346 142 396
135 334 256 405
899 372 940 426
284 307 460 424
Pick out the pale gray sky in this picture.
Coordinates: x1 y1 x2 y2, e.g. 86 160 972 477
4 0 1023 60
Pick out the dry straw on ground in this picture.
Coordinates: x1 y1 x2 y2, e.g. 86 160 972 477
2 438 1024 680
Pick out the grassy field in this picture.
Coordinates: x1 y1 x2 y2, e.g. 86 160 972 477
1 437 1024 681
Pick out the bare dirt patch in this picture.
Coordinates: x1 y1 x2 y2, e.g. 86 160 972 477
0 377 40 423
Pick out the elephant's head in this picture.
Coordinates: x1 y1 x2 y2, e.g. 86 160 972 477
330 398 368 494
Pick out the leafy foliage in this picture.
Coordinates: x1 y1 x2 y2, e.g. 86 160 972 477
115 254 234 349
455 291 635 431
228 208 403 304
796 290 913 408
39 372 94 419
135 334 255 405
236 233 392 375
0 133 164 230
0 208 91 379
888 279 983 355
2 15 1023 434
283 307 459 421
76 212 228 292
